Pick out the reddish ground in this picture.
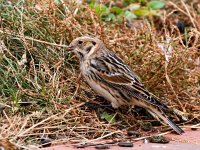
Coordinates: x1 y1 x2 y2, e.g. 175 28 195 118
42 129 200 150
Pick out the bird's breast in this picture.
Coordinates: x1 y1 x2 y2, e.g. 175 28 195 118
84 76 122 108
80 60 90 73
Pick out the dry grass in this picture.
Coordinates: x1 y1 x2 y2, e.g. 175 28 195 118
0 0 199 149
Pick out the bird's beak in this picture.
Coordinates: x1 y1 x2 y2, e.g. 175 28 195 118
66 45 75 51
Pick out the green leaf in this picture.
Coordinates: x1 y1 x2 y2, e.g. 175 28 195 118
147 1 165 9
124 10 137 20
110 7 123 15
89 2 95 8
133 7 150 16
54 0 62 5
95 5 107 15
100 112 116 123
103 13 116 21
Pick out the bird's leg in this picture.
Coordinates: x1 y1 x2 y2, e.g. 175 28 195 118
84 102 112 109
99 104 113 108
95 95 113 108
84 93 113 109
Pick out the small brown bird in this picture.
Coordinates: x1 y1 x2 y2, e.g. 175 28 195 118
67 35 184 134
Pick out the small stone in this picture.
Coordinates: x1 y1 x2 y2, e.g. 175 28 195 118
95 144 109 149
127 131 141 137
118 142 133 147
149 136 169 144
191 127 198 131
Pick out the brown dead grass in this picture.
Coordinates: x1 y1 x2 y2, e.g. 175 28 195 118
0 0 199 149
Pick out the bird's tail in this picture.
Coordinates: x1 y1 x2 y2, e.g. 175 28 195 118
147 108 184 135
165 116 184 134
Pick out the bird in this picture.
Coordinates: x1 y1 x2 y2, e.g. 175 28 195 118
66 35 184 134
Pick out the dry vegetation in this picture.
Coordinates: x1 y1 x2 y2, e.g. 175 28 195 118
0 0 200 149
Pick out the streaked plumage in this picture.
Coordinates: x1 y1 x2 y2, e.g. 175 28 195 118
67 35 184 134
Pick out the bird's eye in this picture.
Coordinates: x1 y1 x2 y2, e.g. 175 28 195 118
92 41 96 45
78 40 83 45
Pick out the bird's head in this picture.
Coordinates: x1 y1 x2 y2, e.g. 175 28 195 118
67 35 103 61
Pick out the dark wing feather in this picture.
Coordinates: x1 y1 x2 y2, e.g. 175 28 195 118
90 51 168 110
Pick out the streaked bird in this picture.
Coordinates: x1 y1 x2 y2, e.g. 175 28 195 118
67 35 184 134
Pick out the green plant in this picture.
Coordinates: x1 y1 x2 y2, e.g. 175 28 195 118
88 0 165 21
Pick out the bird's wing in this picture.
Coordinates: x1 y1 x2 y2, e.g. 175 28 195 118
90 52 168 110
